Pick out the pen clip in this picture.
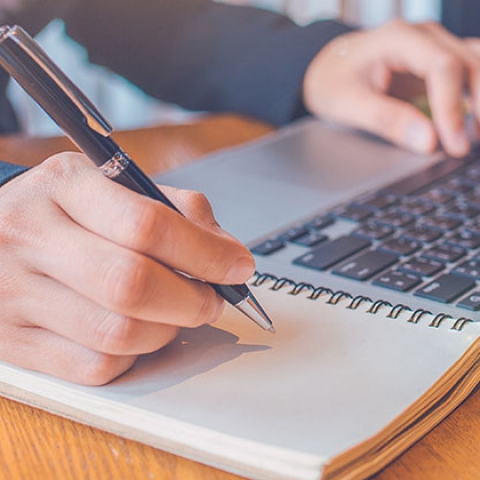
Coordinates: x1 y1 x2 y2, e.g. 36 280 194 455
1 25 112 137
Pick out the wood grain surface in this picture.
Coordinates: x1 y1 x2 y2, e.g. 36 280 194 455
0 114 479 480
0 114 273 174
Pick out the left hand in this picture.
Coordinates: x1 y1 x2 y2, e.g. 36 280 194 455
303 19 480 157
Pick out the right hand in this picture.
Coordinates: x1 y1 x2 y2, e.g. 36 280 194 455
0 153 254 385
303 20 480 157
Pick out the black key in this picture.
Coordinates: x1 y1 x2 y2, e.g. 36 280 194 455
447 230 480 250
353 222 393 240
399 257 444 277
420 215 463 231
332 250 398 281
402 225 443 243
293 231 328 247
373 270 422 292
335 205 373 222
305 215 334 230
415 273 476 303
436 177 473 195
453 259 480 280
279 225 309 242
397 198 436 217
374 210 415 228
251 239 285 256
379 237 422 256
422 243 466 263
354 193 398 211
465 165 480 181
466 220 480 235
418 188 454 205
445 203 480 219
466 189 480 207
293 235 371 271
457 291 480 311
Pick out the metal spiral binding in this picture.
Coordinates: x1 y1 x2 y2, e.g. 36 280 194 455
327 291 352 305
347 295 372 310
251 272 475 332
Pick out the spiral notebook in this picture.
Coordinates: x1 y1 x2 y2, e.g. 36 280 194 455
2 119 480 480
0 273 480 480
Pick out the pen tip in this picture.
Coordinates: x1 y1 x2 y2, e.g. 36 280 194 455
236 292 275 332
268 326 276 334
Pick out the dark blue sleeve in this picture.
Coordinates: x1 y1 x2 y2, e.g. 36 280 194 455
0 161 28 187
442 0 480 37
62 0 354 126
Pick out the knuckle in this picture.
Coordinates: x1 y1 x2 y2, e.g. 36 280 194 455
78 352 124 386
103 254 152 314
39 153 80 181
93 311 138 355
420 20 441 31
29 153 88 196
434 52 462 73
187 191 211 211
385 18 408 32
0 206 26 248
183 190 215 220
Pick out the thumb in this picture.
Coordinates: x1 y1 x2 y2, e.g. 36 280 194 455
340 87 438 154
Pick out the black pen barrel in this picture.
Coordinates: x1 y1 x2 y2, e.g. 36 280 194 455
0 26 117 165
116 160 181 212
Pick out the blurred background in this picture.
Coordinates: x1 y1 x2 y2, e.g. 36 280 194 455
9 0 443 136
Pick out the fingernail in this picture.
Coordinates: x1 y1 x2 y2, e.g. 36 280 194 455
225 255 255 283
403 122 434 153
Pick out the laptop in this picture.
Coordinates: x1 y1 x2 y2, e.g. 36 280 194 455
155 118 480 322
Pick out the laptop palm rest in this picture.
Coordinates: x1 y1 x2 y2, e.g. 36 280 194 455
155 119 441 244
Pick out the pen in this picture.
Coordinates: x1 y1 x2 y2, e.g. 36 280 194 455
0 25 274 333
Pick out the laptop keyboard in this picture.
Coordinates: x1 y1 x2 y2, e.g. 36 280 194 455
250 153 480 312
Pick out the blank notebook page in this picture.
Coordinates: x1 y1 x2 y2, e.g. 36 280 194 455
0 278 479 480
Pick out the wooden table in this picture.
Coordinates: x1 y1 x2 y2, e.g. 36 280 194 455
0 114 479 480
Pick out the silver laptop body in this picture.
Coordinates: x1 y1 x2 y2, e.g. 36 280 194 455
156 118 480 323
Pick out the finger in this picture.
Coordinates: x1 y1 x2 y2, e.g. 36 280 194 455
463 38 480 122
0 324 137 385
419 23 480 135
28 213 225 326
372 21 470 156
160 185 221 230
324 84 437 154
47 153 254 284
425 53 469 156
17 274 181 355
464 38 480 56
418 22 478 65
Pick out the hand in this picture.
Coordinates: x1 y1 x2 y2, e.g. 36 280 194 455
0 153 254 385
303 20 480 157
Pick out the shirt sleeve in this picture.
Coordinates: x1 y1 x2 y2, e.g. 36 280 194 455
0 161 28 187
61 0 354 126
